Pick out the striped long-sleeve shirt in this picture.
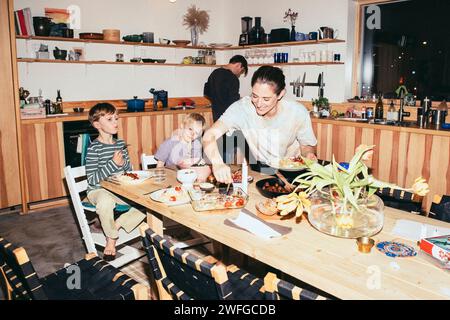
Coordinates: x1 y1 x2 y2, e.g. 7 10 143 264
85 139 132 192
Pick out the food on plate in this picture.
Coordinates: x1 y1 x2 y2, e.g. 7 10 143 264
158 187 187 203
189 189 248 211
231 170 253 183
255 199 279 216
262 181 290 194
279 156 305 169
206 174 217 185
116 171 140 182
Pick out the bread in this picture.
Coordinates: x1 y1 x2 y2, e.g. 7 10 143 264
255 199 279 216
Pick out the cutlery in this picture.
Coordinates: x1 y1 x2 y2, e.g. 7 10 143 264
105 178 121 185
300 72 306 97
275 171 294 192
143 185 172 195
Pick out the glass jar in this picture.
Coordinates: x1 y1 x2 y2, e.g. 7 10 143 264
308 191 384 238
205 49 214 65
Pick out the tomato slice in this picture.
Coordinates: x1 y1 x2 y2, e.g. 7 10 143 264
174 186 181 192
169 196 177 201
224 201 233 208
235 199 244 206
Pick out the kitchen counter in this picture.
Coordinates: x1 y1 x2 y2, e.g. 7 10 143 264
19 99 449 212
20 105 212 124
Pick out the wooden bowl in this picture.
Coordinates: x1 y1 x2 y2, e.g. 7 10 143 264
172 40 191 47
79 32 103 40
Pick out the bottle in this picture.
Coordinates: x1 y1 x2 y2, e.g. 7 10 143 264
375 95 384 119
361 106 366 119
386 100 398 122
55 89 63 114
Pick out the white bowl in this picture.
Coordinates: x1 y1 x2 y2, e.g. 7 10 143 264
159 38 170 45
177 169 197 186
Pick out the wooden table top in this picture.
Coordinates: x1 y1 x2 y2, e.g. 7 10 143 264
102 169 450 300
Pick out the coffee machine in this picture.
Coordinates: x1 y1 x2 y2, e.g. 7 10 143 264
239 16 252 46
149 88 168 111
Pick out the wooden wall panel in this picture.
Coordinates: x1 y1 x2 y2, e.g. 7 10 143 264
310 119 450 211
21 123 65 202
0 0 21 208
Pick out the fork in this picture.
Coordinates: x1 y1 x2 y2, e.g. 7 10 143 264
143 185 172 195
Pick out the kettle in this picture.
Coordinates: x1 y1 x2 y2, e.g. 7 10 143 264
125 96 145 112
318 27 339 40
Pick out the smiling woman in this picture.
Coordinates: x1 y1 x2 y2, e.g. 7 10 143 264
203 66 317 184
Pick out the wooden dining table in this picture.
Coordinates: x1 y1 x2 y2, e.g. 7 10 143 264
102 168 450 300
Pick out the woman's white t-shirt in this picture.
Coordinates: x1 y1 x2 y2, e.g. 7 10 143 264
219 96 317 164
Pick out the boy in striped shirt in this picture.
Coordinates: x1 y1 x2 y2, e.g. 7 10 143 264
86 103 145 261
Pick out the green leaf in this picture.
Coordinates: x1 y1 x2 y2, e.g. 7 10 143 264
349 145 374 171
343 184 359 211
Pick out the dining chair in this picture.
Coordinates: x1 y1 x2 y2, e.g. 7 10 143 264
376 187 423 214
428 195 450 222
263 272 330 300
64 165 144 268
0 236 148 300
140 224 265 300
141 153 157 170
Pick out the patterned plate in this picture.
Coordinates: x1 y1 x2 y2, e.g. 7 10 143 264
376 241 417 258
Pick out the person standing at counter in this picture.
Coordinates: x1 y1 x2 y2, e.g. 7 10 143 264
204 55 248 164
203 66 317 183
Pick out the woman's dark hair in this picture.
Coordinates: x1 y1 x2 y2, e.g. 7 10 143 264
251 66 286 95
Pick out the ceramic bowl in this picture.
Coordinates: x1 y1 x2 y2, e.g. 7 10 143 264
177 169 197 186
53 49 67 60
199 182 214 192
159 38 170 45
190 165 211 182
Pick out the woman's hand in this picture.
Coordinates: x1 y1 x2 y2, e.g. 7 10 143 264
212 163 232 184
112 150 125 166
305 152 317 160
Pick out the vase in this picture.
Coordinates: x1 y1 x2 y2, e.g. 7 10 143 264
190 26 199 46
307 192 384 238
290 25 296 41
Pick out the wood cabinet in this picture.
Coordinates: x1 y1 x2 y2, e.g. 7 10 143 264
0 0 22 209
311 118 450 211
21 122 66 203
20 108 213 203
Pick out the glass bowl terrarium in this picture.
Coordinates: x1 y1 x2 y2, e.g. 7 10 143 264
307 190 384 238
275 145 429 239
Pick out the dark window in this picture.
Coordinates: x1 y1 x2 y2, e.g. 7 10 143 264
360 0 450 101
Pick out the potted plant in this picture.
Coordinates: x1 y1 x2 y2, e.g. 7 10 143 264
283 8 299 41
182 5 209 46
312 97 330 117
275 144 429 238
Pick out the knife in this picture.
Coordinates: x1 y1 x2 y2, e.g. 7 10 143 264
318 73 323 97
300 72 306 97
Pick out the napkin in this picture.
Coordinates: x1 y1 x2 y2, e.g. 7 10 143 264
224 209 291 239
391 219 450 241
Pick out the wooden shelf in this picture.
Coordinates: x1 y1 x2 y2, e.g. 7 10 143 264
16 35 224 50
17 58 223 67
16 35 345 50
249 62 344 67
17 58 344 67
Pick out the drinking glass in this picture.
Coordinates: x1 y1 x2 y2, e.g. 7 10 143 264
153 168 166 182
